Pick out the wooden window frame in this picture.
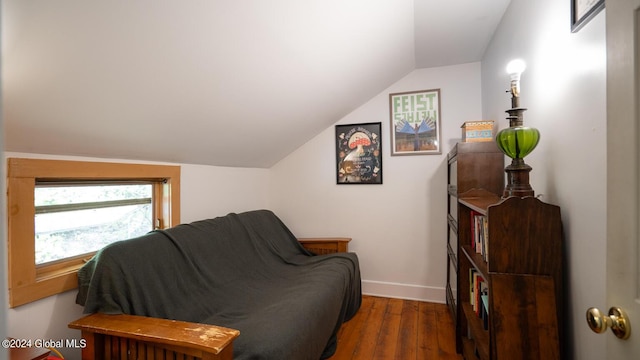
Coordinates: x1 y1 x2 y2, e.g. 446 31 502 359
7 158 181 307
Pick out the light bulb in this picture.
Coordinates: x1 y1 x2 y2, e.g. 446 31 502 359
506 59 526 99
506 59 526 76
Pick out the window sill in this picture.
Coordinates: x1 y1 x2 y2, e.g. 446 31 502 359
10 271 79 308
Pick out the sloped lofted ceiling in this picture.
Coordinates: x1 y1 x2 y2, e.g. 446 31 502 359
2 0 510 168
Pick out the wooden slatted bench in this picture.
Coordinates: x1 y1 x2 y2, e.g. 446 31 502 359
69 313 239 360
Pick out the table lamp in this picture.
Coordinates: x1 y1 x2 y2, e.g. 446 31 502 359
495 59 540 198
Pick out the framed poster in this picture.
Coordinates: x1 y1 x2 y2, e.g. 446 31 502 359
389 89 441 156
335 122 382 184
571 0 605 33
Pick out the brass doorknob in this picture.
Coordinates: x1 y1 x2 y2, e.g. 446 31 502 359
586 307 631 340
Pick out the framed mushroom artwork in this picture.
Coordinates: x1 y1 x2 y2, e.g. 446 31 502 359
389 89 442 155
335 122 382 184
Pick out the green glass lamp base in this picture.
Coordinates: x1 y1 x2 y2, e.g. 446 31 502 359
496 125 540 198
495 126 540 159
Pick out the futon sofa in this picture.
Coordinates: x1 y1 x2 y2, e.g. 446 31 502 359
71 209 362 360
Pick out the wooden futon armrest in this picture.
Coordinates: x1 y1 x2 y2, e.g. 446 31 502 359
69 313 240 360
297 237 351 254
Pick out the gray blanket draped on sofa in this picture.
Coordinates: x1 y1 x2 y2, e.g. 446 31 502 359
76 209 362 360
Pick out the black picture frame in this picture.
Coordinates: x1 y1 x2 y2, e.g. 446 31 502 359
335 122 382 184
571 0 605 33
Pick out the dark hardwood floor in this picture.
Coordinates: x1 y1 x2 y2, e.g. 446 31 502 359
328 295 462 360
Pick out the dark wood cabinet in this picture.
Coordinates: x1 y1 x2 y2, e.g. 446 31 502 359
455 190 564 359
447 141 564 359
446 142 504 320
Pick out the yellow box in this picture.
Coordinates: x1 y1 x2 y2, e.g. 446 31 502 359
461 121 495 142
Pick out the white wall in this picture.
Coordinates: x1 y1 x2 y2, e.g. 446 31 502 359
0 14 7 355
3 152 270 360
179 163 270 223
481 1 607 359
270 62 482 301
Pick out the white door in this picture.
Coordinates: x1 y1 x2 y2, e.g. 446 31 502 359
603 0 640 358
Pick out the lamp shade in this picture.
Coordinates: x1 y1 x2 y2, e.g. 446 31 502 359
495 126 540 160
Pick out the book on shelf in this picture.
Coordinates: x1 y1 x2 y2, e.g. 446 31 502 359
469 268 489 322
469 268 476 307
469 210 480 250
473 273 486 315
482 216 489 262
480 294 489 330
469 210 489 261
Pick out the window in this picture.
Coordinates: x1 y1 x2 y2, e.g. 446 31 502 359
35 182 154 265
7 158 180 307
